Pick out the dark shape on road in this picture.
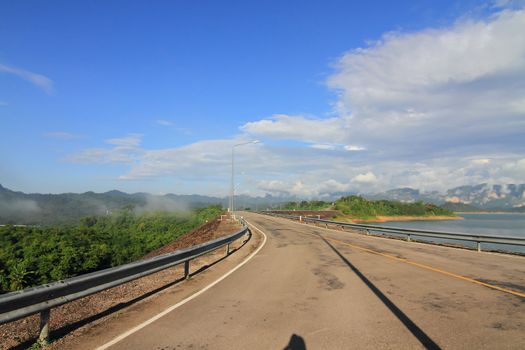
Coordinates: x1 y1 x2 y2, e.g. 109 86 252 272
321 236 442 350
283 334 307 350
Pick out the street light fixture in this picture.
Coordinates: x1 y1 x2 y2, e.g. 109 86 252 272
230 140 259 219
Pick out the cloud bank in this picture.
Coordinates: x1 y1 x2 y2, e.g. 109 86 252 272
67 7 525 197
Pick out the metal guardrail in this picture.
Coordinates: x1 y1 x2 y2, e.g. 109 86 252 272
261 212 525 251
0 218 250 344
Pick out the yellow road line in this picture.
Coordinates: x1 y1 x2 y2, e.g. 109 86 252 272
325 236 525 298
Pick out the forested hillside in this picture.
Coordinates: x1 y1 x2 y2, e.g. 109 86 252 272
273 196 455 220
281 200 331 210
0 184 226 225
0 206 222 293
335 196 455 220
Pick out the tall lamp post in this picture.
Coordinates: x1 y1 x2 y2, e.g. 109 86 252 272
230 140 259 219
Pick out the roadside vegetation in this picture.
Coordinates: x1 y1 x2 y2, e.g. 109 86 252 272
281 200 332 210
334 196 455 220
278 196 456 221
0 205 222 293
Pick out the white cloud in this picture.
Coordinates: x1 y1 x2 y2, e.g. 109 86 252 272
44 131 83 140
156 119 175 126
240 9 525 157
0 63 54 94
326 9 525 149
500 158 525 178
310 144 337 150
241 114 349 144
68 132 525 196
236 7 525 195
471 158 491 165
68 134 143 164
66 6 525 197
344 145 366 151
256 179 319 197
106 134 142 147
352 172 378 184
318 179 353 194
0 199 41 217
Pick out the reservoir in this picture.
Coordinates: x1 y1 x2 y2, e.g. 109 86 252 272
373 213 525 254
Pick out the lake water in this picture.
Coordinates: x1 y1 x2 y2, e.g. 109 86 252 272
372 213 525 254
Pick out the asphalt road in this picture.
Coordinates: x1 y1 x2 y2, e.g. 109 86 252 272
100 212 525 350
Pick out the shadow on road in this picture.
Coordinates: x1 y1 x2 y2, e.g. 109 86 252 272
320 236 442 350
283 333 307 350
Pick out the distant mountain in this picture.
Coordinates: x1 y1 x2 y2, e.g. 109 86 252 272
368 183 525 210
366 187 442 204
0 185 297 225
508 205 525 213
0 185 226 225
444 183 525 209
2 183 524 225
440 202 484 212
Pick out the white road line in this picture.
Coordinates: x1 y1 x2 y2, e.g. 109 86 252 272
95 222 267 350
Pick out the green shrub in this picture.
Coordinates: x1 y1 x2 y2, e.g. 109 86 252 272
0 205 223 293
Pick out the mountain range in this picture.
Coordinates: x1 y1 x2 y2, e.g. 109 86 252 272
0 184 285 225
367 183 525 210
1 183 524 225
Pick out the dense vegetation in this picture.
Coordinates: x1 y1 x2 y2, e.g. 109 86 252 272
335 196 455 220
281 200 331 210
277 196 455 220
0 206 222 293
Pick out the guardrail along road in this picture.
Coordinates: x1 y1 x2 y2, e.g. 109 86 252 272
33 212 525 350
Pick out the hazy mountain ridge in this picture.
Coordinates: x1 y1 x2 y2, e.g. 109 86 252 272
367 183 525 210
1 183 524 225
0 184 224 225
0 185 293 225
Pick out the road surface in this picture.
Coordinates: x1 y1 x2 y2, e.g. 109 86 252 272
87 212 525 349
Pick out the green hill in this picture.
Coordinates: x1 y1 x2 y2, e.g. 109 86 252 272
281 200 332 210
334 195 455 220
440 202 484 212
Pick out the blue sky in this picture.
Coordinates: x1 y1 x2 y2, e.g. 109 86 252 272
1 0 524 196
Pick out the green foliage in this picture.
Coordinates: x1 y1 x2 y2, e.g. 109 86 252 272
335 196 455 219
281 200 331 210
0 205 223 293
27 342 41 350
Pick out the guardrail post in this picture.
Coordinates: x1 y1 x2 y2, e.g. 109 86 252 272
299 216 302 222
38 309 51 346
325 223 328 229
226 243 231 255
365 229 370 236
477 241 481 252
184 260 190 279
407 234 411 242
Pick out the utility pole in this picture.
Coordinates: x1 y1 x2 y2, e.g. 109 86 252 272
230 140 259 219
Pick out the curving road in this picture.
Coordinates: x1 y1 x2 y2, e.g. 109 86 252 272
96 212 525 350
